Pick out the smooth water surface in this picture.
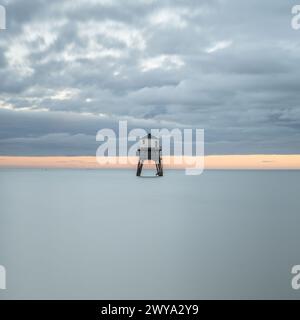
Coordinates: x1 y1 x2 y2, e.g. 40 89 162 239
0 169 299 299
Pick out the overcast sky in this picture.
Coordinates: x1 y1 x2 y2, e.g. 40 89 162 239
0 0 300 155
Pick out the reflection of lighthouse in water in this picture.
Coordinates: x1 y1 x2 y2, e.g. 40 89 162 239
136 133 163 177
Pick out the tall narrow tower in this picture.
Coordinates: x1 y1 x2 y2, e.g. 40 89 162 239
136 133 163 176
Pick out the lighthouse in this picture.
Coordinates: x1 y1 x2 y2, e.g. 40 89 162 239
136 133 163 176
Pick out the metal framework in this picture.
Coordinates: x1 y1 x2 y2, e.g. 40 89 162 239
136 133 163 177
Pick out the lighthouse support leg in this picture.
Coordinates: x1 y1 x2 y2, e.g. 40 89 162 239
136 161 143 176
158 158 163 176
155 164 160 176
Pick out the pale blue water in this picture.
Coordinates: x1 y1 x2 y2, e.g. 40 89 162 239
0 169 300 299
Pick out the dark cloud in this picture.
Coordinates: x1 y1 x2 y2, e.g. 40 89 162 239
0 0 299 155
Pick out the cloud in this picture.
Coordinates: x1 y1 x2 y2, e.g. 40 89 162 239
0 0 299 155
148 8 188 29
139 54 184 72
205 40 233 53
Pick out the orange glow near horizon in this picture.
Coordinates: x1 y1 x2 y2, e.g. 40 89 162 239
0 155 300 170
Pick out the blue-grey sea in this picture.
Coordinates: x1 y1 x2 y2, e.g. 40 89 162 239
0 169 300 299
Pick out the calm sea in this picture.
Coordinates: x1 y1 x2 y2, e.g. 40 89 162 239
0 169 299 299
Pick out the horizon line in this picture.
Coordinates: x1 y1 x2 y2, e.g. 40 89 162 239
0 155 300 170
